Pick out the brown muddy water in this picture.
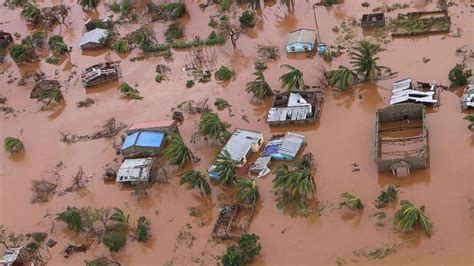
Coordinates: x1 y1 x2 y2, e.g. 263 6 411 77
0 0 473 265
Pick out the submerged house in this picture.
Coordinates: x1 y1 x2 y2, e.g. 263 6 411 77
121 131 166 158
375 103 428 177
267 90 324 126
208 129 264 180
461 84 474 110
361 13 385 28
81 61 121 88
285 28 317 53
79 28 110 50
390 78 438 106
116 158 155 183
212 204 254 240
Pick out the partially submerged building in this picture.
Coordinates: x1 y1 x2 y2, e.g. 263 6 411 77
0 247 32 266
361 13 385 28
390 78 439 106
121 131 166 158
461 84 474 110
116 158 155 183
267 90 324 126
79 28 110 50
375 103 428 177
212 204 254 240
81 61 121 88
208 129 264 180
127 120 177 134
285 28 317 53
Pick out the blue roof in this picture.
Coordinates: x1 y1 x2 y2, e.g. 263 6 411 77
121 131 165 150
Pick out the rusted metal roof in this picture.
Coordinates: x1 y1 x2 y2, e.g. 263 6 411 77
285 28 316 45
128 120 176 132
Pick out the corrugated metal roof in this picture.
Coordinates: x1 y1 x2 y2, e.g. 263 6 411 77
221 129 263 162
116 158 154 182
390 79 437 105
462 84 474 109
121 131 165 150
278 132 305 157
285 29 316 45
128 120 175 132
80 28 110 47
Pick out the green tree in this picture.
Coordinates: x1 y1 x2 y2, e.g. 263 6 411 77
448 63 472 86
135 216 151 242
235 178 259 206
272 153 316 199
215 66 235 81
213 150 238 186
394 200 433 236
165 132 194 169
239 11 256 28
118 82 143 100
102 230 127 253
37 86 64 105
329 66 355 91
279 64 305 91
237 233 262 263
338 192 364 211
21 3 41 23
48 35 68 55
4 137 24 154
77 0 100 10
350 40 383 81
57 207 83 232
10 44 36 63
179 170 211 195
111 39 131 53
221 245 245 266
245 71 273 99
198 112 230 143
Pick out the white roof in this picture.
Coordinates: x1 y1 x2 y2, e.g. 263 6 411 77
80 28 110 47
462 84 474 108
390 79 438 105
222 129 263 162
116 158 154 182
278 132 305 157
288 93 311 107
0 247 22 264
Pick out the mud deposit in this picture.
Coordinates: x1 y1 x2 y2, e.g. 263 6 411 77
0 0 473 265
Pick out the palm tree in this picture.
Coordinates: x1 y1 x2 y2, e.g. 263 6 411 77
77 0 100 10
198 112 230 143
394 200 433 236
4 137 24 154
245 71 273 100
350 40 383 81
37 86 64 105
279 64 305 91
110 208 129 231
338 192 364 211
179 170 211 195
329 66 355 91
272 153 316 199
213 150 238 186
165 132 194 169
21 3 41 23
235 178 259 206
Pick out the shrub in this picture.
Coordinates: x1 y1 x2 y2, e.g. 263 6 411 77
56 207 83 232
215 65 234 81
208 17 218 28
102 230 127 252
111 39 131 53
220 233 262 265
31 232 47 242
136 216 151 242
10 44 36 63
239 11 256 28
4 137 24 154
221 245 246 266
214 98 230 110
164 22 184 42
186 80 194 88
118 82 143 100
155 74 164 83
26 241 40 251
448 63 472 86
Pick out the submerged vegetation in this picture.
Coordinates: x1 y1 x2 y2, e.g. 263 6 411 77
279 64 305 91
212 150 238 186
394 200 433 236
118 82 143 100
179 170 211 195
245 71 273 99
375 185 398 208
198 112 230 143
111 39 131 53
4 137 24 154
48 35 68 55
215 65 235 81
220 233 262 265
329 66 355 91
338 192 364 211
165 132 194 169
448 63 472 86
235 178 259 206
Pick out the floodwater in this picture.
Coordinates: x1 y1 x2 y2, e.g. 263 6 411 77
0 0 473 265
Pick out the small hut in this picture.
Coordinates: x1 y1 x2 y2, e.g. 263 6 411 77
361 13 385 28
285 29 317 53
81 61 121 88
79 28 110 50
116 158 155 183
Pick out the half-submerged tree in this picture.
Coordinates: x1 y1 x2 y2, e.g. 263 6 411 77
10 44 36 63
111 39 131 53
56 207 84 232
198 112 230 143
235 178 259 206
279 64 305 91
4 137 24 154
179 170 211 195
48 35 68 56
350 40 383 81
21 3 41 23
77 0 100 11
273 153 317 200
338 192 364 211
213 150 238 186
329 66 355 91
118 82 143 100
394 200 433 236
245 71 273 99
165 132 195 169
215 65 235 81
135 216 151 242
375 185 398 208
448 63 472 86
220 233 262 265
